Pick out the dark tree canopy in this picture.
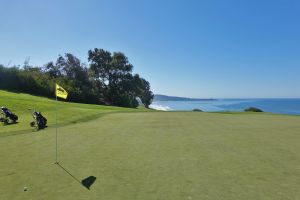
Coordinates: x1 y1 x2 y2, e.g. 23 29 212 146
88 48 152 107
0 48 154 108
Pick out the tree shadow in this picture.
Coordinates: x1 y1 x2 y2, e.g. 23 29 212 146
56 163 96 190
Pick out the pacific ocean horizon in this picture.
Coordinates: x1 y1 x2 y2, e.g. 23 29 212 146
149 98 300 115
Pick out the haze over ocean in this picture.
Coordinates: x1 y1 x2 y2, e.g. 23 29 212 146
150 99 300 115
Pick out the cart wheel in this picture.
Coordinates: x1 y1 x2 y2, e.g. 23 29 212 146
30 122 35 127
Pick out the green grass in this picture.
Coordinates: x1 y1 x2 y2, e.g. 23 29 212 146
0 90 147 136
0 90 299 200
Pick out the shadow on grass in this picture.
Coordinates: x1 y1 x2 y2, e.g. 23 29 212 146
33 125 48 131
56 163 96 190
1 121 19 126
81 176 97 190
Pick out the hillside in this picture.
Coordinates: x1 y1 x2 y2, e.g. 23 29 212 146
0 90 148 136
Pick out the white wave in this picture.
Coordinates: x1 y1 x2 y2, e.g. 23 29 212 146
149 104 172 111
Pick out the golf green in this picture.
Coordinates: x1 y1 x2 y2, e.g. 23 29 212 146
1 111 299 200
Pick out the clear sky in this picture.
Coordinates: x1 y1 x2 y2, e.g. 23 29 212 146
0 0 299 98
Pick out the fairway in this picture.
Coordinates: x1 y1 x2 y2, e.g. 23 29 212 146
1 111 299 200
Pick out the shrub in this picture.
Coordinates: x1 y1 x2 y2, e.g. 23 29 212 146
193 108 203 112
244 107 263 112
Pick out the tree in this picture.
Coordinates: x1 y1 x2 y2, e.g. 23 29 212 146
109 52 133 84
88 48 112 85
56 53 88 83
0 48 153 108
88 48 140 107
43 61 62 78
134 75 153 108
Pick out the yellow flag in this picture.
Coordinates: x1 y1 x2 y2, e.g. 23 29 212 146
56 84 68 99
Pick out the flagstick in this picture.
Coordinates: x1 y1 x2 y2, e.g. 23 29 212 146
55 90 58 164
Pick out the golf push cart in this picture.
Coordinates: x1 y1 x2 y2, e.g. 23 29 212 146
0 106 18 125
29 109 47 130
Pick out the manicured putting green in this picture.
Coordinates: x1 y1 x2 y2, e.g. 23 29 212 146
0 90 299 199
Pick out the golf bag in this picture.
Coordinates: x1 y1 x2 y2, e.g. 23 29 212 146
0 107 18 124
30 111 47 129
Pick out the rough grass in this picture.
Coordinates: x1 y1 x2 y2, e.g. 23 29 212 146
0 90 147 136
0 91 300 200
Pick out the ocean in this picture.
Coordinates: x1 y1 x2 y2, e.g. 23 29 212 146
149 99 300 115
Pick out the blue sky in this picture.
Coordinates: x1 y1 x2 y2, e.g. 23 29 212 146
0 0 299 98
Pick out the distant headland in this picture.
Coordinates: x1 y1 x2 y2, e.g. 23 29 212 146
154 94 216 101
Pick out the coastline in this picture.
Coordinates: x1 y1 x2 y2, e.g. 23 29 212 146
150 98 300 115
